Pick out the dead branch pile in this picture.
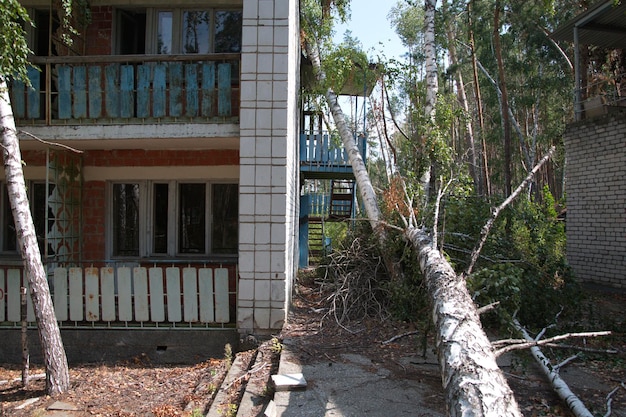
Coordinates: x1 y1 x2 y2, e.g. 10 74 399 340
318 235 391 328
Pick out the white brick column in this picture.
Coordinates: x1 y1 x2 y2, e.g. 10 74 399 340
238 0 300 334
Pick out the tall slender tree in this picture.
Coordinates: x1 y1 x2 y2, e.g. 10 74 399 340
0 0 70 395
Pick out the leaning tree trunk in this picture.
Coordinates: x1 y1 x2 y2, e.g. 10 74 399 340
406 227 522 416
303 37 401 281
0 77 70 396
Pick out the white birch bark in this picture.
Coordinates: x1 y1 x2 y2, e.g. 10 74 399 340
424 0 438 121
406 227 522 416
303 36 400 280
421 0 438 200
0 77 70 395
512 319 594 417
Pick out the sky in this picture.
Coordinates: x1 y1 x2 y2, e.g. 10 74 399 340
333 0 406 61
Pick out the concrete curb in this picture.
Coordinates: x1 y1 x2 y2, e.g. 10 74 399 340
207 352 254 417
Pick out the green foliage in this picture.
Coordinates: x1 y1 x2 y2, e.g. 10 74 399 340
462 188 581 329
0 0 33 82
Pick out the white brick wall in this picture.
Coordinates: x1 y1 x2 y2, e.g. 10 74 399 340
238 0 300 333
564 109 626 288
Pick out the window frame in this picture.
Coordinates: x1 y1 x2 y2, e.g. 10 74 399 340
146 7 241 55
108 180 237 260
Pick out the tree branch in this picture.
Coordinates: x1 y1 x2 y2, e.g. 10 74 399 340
465 146 555 276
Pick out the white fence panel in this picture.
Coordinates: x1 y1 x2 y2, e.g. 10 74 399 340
183 267 198 322
166 267 182 322
7 269 21 322
69 267 83 321
101 267 116 321
214 268 230 323
0 270 5 322
85 267 99 321
1 266 233 327
198 268 214 323
149 267 165 322
117 267 133 322
133 267 149 322
54 267 68 321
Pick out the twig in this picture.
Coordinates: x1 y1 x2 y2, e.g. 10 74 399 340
603 385 621 417
477 301 500 315
465 146 555 276
554 353 581 371
224 361 267 391
494 330 611 357
381 330 420 345
18 130 84 153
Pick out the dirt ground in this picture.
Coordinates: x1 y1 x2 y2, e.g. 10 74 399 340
0 282 624 417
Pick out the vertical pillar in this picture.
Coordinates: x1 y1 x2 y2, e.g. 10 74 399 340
238 0 300 334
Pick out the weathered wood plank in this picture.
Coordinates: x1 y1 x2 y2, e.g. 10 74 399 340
117 267 133 322
149 267 165 322
153 64 166 117
104 64 120 117
136 64 151 118
88 66 102 118
85 267 99 321
6 270 20 322
201 62 215 116
69 267 83 321
198 268 214 323
217 63 231 116
120 65 134 118
0 270 5 322
26 66 40 119
57 65 72 119
53 267 68 321
166 267 182 322
183 267 198 322
133 267 149 322
185 64 199 117
72 66 87 118
101 267 116 322
214 268 229 323
11 78 26 118
169 62 183 117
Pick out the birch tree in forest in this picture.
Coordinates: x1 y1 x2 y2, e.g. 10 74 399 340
0 0 70 395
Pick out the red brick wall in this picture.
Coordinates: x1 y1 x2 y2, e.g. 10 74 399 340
83 180 106 260
84 6 113 55
20 149 239 261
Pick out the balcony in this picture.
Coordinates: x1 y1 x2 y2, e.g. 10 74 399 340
300 131 367 180
10 54 240 126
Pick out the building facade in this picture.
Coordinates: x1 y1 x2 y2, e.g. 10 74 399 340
1 0 300 348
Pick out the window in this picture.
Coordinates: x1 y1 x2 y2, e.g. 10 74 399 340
112 184 140 256
151 9 242 54
110 181 238 258
1 182 54 255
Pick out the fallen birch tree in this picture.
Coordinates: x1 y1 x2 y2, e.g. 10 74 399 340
302 9 523 414
512 319 596 417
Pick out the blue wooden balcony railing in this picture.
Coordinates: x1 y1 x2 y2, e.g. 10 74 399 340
10 54 240 125
299 131 366 178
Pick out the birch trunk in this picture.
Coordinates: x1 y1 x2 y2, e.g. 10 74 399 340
406 227 522 416
422 0 439 200
0 77 70 396
512 319 594 417
303 37 400 281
